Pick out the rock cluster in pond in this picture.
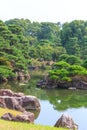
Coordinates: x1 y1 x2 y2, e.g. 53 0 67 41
37 75 87 90
54 114 78 130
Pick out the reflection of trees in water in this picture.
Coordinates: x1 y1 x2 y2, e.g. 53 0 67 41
25 87 87 111
1 81 87 111
1 69 87 112
45 89 87 111
0 70 47 92
0 81 28 93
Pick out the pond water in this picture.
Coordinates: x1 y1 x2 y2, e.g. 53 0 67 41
27 88 87 130
0 70 87 130
36 100 87 130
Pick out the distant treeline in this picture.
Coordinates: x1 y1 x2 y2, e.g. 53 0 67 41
0 19 87 79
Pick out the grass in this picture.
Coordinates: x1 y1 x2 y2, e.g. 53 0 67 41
0 120 68 130
0 107 22 116
0 108 68 130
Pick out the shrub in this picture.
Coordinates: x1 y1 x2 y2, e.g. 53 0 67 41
49 61 87 82
0 66 15 78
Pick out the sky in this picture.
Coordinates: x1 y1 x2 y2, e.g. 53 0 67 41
0 0 87 23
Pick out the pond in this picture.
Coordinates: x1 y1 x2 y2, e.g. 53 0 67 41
26 88 87 130
0 70 87 130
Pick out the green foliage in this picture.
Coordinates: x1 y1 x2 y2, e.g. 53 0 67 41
53 61 70 69
49 61 87 82
82 59 87 68
58 54 82 65
15 62 27 70
60 20 87 59
65 55 82 65
0 66 15 78
0 57 11 67
37 22 60 43
61 77 71 82
50 75 59 80
69 65 87 76
58 54 69 61
1 18 87 79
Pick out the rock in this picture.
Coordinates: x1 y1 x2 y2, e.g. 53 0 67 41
54 114 78 130
4 97 25 112
13 92 25 97
20 96 41 111
0 69 30 83
16 111 34 123
1 113 15 121
28 66 39 70
44 75 87 90
0 89 24 97
1 112 34 123
37 80 47 88
0 98 6 108
2 77 8 82
0 89 13 96
0 89 40 112
14 70 30 81
68 87 76 90
0 96 24 112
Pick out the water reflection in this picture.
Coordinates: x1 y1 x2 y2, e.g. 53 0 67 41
44 89 87 110
1 81 87 110
36 99 87 130
26 87 87 130
0 81 28 92
26 88 87 111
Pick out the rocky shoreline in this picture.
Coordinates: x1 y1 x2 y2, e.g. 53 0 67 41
37 75 87 90
0 89 78 130
0 69 30 83
0 89 40 123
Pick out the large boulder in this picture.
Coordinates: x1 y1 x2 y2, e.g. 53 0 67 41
0 96 24 112
0 89 41 112
1 111 34 123
54 114 78 130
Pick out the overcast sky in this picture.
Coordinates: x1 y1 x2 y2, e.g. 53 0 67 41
0 0 87 23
